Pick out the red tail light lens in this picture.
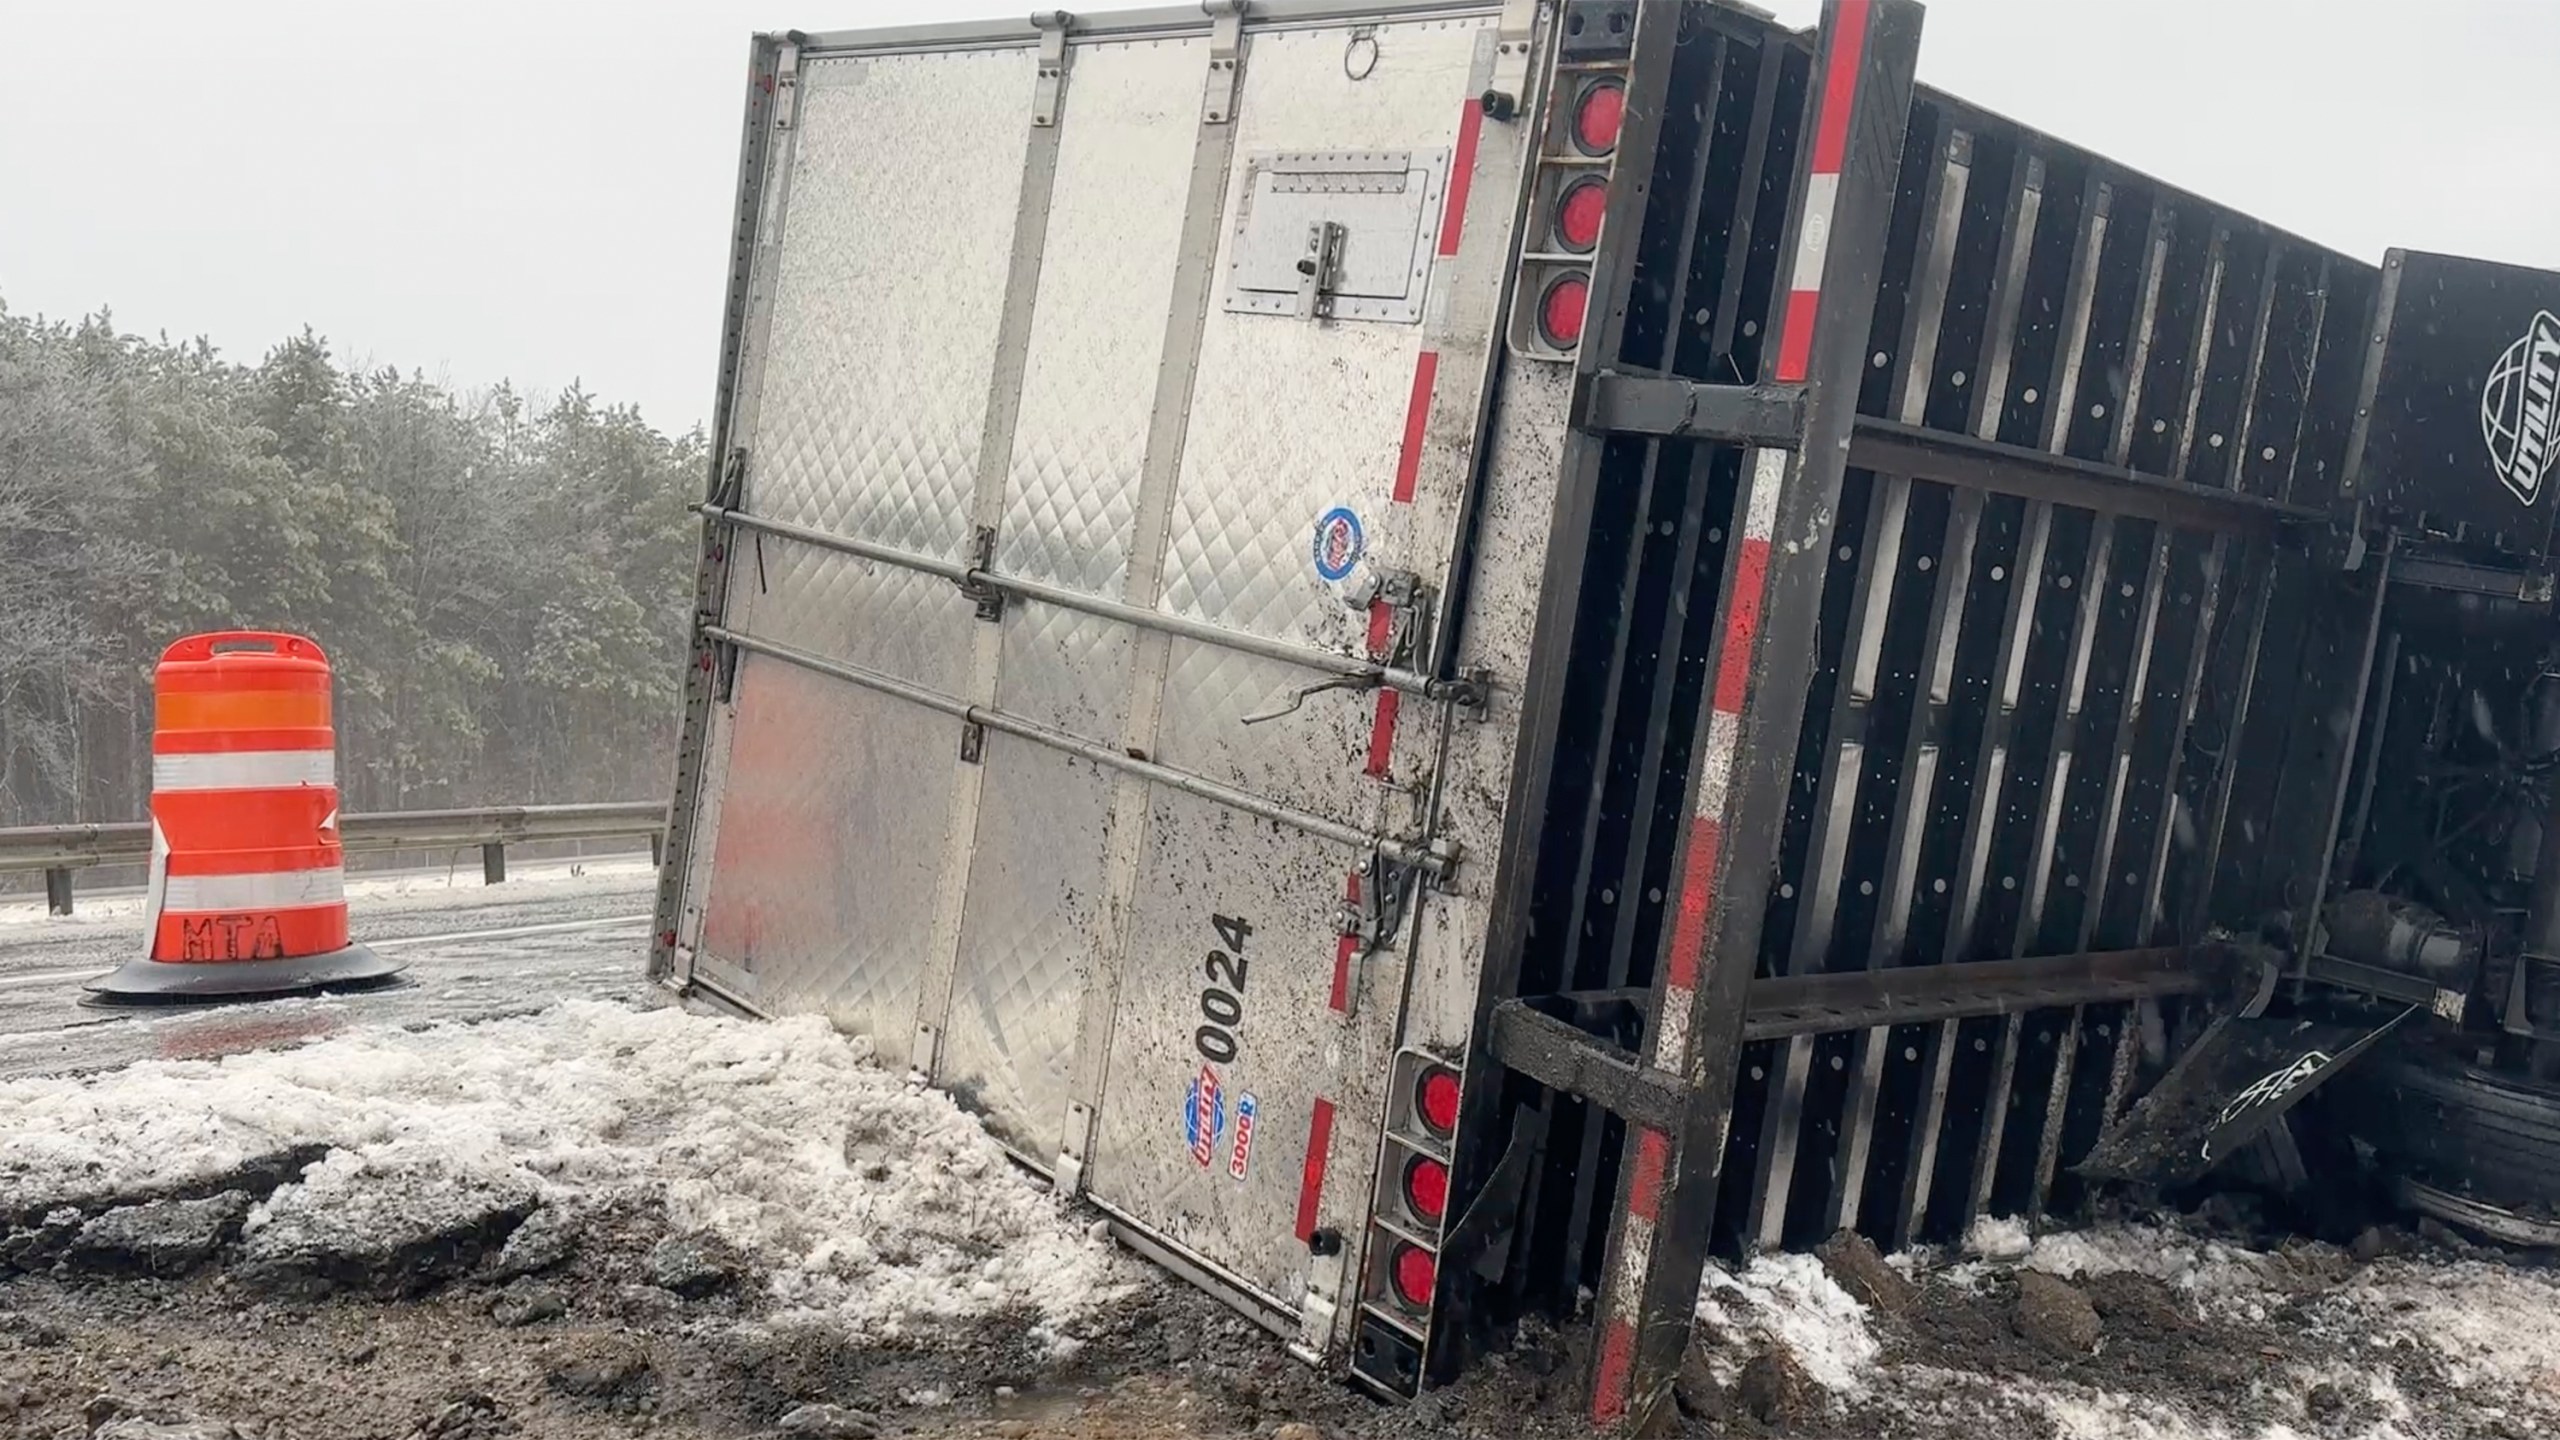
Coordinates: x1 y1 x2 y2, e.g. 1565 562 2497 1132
1404 1155 1450 1222
1554 176 1607 253
1572 78 1625 156
1416 1065 1461 1135
1538 273 1590 350
1390 1242 1437 1310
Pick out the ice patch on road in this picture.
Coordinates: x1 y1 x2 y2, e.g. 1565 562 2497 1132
0 854 655 929
1697 1252 1880 1393
0 1000 1129 1348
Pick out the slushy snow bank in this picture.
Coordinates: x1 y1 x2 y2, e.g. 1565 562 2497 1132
1697 1252 1880 1393
0 1000 1129 1346
1694 1217 2560 1438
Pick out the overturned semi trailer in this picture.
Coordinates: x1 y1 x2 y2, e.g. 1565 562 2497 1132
652 0 2560 1424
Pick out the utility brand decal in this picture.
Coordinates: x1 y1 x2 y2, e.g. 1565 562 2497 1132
2200 1050 2330 1161
1312 507 1365 582
1228 1092 1258 1182
1185 1065 1226 1167
2482 309 2560 506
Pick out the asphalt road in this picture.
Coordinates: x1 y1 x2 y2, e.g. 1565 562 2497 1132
0 858 656 1079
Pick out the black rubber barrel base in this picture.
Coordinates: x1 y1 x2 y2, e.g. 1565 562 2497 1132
80 942 409 1008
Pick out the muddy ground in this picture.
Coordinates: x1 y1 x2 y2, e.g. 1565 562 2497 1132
6 1163 2558 1440
0 1168 1546 1440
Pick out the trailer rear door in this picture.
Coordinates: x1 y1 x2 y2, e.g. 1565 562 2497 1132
656 2 1533 1337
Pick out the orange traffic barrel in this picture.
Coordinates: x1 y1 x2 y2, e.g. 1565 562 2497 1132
86 631 403 1004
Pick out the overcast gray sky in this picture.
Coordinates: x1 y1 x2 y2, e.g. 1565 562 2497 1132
6 0 2557 434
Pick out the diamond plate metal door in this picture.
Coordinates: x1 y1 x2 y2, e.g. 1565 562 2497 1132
940 37 1210 1159
1086 12 1499 1318
693 44 1037 1063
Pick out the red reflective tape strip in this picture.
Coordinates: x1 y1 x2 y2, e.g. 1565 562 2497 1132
1330 873 1361 1012
1438 101 1484 257
1810 0 1871 176
1774 291 1820 384
1393 350 1439 503
1591 1318 1637 1423
1364 593 1401 777
1365 690 1402 778
1627 1125 1671 1222
1294 1097 1338 1242
1663 816 1721 991
1712 537 1773 713
1777 0 1867 383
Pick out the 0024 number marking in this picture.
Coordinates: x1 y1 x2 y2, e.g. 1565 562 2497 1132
1197 913 1254 1065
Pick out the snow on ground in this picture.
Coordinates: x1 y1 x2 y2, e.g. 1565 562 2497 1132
1696 1251 1880 1393
0 998 1130 1350
1695 1217 2560 1438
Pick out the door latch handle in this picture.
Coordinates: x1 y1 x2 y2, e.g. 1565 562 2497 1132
1241 672 1374 726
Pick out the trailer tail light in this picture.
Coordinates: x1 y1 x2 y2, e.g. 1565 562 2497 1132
1389 1242 1436 1311
1415 1064 1461 1135
1553 176 1607 253
1402 1154 1449 1222
1570 77 1624 156
1538 274 1591 349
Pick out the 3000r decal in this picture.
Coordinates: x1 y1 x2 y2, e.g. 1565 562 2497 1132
1197 913 1253 1065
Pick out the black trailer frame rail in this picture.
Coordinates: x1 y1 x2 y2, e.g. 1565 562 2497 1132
1436 0 2386 1426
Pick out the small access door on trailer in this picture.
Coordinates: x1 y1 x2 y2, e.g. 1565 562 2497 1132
653 0 1548 1376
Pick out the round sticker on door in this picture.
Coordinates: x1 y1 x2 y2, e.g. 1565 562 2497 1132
1312 507 1366 583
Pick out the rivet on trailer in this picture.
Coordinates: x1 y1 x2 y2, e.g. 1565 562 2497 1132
649 0 2560 1428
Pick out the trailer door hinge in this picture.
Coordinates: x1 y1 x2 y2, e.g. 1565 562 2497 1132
1335 849 1420 954
712 634 740 705
1031 12 1071 127
711 446 747 511
1372 568 1431 667
771 39 802 131
1202 2 1245 124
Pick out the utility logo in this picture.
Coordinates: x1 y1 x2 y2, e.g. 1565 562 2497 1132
1185 1065 1226 1167
2482 309 2560 506
1312 506 1365 583
2200 1050 2329 1162
1227 1092 1257 1182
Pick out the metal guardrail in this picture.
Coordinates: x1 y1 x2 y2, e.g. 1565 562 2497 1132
0 802 668 915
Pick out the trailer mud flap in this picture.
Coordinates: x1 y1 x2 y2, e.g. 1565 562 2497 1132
2078 1007 2414 1190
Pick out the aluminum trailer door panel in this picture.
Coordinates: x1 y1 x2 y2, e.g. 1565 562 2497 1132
662 3 1531 1351
1081 13 1499 1322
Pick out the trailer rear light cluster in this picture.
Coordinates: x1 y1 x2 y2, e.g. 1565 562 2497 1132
1352 1051 1470 1396
1509 7 1635 362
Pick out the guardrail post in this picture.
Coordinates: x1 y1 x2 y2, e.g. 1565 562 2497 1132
44 867 73 916
482 843 507 885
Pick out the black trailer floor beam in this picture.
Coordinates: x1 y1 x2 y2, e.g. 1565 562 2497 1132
1849 417 2315 537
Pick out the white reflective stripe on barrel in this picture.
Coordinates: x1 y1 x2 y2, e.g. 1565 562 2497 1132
160 867 347 911
151 750 336 792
